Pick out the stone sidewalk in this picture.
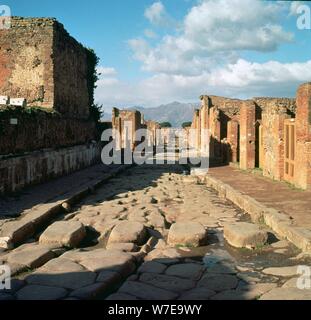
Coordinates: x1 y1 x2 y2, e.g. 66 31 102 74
207 166 311 229
0 163 121 219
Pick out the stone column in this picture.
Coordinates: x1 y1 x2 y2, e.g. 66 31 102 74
294 82 311 189
239 101 256 170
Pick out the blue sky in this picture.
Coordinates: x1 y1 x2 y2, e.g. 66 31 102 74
3 0 311 110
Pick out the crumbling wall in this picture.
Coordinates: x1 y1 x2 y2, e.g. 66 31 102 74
112 108 142 150
255 98 295 180
295 83 311 189
0 107 96 155
0 143 100 194
0 17 91 118
0 18 54 108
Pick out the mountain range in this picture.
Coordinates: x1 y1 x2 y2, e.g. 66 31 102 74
102 102 200 127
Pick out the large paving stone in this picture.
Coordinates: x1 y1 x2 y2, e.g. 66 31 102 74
106 293 138 300
167 222 207 247
69 282 112 299
25 261 97 290
260 287 311 300
118 280 178 300
198 274 238 292
7 245 55 269
262 266 300 277
108 221 147 245
139 273 196 293
165 263 205 280
79 254 136 277
224 222 268 249
138 261 167 274
39 221 86 248
179 287 216 300
16 285 68 300
26 270 97 290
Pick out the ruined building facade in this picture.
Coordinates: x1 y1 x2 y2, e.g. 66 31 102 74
190 82 311 190
0 17 99 194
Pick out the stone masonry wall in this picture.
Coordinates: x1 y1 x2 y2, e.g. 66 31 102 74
0 18 54 108
0 107 96 155
0 143 100 194
0 17 90 118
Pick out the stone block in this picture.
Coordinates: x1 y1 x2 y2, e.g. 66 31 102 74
224 222 268 249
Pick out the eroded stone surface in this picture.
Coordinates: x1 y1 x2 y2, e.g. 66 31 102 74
39 221 86 248
224 222 268 249
167 222 206 247
108 221 147 245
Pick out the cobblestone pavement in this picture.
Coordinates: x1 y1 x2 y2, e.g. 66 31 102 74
1 162 311 300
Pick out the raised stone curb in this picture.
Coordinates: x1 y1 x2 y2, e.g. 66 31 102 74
198 173 311 252
0 165 131 249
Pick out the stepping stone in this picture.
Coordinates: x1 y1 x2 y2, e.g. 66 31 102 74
179 287 216 300
139 273 196 293
198 274 238 292
118 281 178 300
262 266 300 277
7 245 55 269
108 221 147 245
260 287 311 300
106 242 138 252
167 222 207 247
224 222 268 249
165 263 205 280
16 285 68 300
39 221 86 248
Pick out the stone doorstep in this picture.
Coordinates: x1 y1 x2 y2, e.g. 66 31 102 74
202 174 311 253
0 165 131 249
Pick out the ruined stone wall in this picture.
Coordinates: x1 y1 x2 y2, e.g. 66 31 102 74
256 98 295 180
0 18 54 109
52 21 90 118
0 143 100 194
295 83 311 189
112 108 142 150
0 17 90 118
0 107 96 155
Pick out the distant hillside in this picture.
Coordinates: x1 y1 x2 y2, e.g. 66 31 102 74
135 102 199 127
101 102 200 127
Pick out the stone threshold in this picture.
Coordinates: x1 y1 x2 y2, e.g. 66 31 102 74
0 164 132 249
196 174 311 253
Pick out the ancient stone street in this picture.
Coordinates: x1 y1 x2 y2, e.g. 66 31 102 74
1 160 311 300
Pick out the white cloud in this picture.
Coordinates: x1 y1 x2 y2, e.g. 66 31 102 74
95 0 310 112
144 1 176 27
95 59 311 111
144 2 165 25
130 0 293 76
